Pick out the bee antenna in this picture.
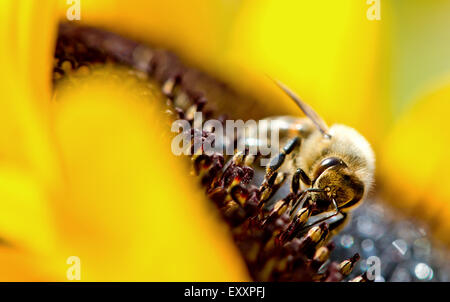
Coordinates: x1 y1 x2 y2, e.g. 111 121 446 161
269 77 331 138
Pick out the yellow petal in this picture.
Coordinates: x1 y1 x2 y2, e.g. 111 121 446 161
0 0 60 189
227 0 388 150
0 167 57 255
0 1 65 263
51 67 249 281
381 77 450 244
0 247 50 281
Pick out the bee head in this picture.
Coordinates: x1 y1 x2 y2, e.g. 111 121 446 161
312 157 365 211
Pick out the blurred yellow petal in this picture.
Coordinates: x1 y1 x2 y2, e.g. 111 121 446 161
51 67 249 280
381 77 450 244
0 247 50 281
0 0 65 264
0 0 60 188
0 167 56 254
227 0 389 150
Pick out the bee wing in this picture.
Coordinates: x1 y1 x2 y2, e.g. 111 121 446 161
273 79 330 136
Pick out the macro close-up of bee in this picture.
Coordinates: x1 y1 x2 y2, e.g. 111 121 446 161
245 81 376 237
2 0 450 291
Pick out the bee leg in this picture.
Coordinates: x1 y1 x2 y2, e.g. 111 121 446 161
240 115 312 161
299 207 350 239
265 136 300 176
299 199 343 231
259 171 287 204
259 137 300 205
291 168 302 195
327 212 349 234
296 168 311 188
286 170 314 217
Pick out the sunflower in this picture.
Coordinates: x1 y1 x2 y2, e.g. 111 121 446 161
0 0 449 281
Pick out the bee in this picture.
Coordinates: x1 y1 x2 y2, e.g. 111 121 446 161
247 80 375 232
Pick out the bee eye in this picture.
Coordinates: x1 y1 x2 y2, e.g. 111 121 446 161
314 157 347 180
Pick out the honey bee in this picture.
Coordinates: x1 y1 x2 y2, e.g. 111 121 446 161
247 80 375 232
